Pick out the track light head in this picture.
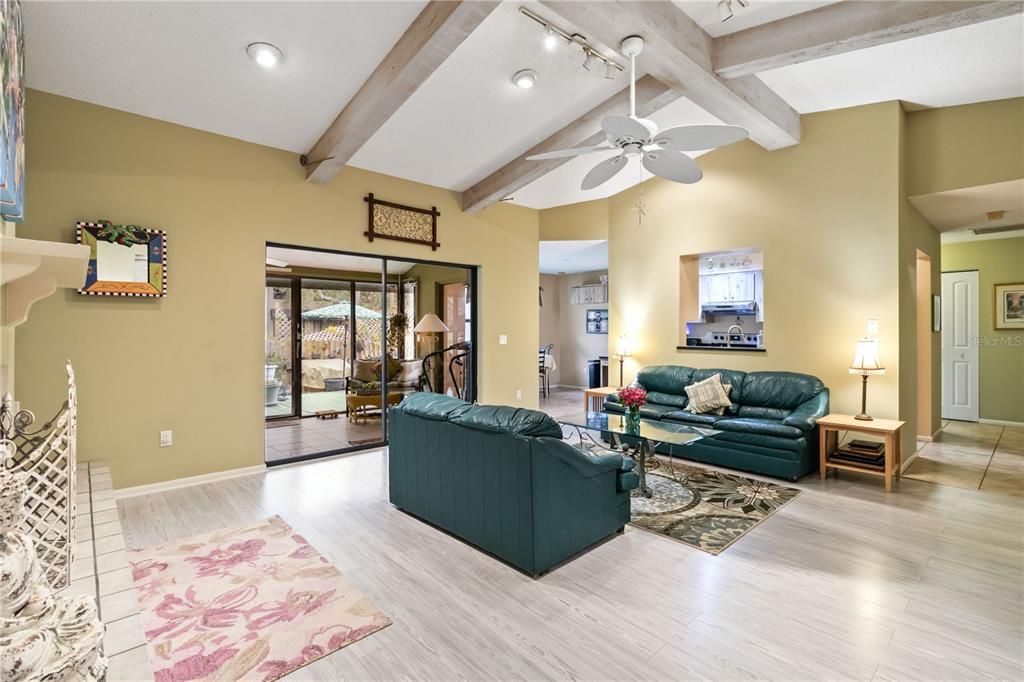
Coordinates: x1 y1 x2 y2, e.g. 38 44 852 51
544 27 558 50
604 61 617 80
582 50 598 71
718 0 734 22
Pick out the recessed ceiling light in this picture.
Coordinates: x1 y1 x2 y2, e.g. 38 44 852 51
513 69 538 89
247 42 283 68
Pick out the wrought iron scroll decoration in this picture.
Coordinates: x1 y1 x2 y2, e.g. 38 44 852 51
364 193 440 251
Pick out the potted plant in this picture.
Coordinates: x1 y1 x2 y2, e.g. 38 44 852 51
265 352 284 407
387 313 409 359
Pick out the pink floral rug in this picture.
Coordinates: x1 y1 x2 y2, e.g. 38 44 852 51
129 515 391 681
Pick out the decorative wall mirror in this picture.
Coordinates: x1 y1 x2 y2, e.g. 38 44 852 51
76 221 167 297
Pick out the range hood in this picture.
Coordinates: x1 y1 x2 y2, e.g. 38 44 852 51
701 301 758 316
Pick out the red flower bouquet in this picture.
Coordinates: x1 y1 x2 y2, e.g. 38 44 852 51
618 387 647 410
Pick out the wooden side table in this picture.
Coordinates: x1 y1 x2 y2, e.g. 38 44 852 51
583 386 619 413
817 414 906 492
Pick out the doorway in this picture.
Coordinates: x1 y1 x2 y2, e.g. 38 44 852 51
941 270 979 422
264 244 478 465
915 251 934 438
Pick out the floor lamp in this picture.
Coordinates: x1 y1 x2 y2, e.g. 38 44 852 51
615 335 633 388
415 314 450 392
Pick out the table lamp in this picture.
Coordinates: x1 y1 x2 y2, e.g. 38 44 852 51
414 313 450 354
615 335 633 388
849 337 885 421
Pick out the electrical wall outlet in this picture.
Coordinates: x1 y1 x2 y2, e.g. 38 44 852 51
516 389 522 400
499 334 508 345
159 430 172 447
867 319 879 334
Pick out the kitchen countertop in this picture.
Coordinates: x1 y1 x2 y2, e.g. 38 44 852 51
676 345 767 353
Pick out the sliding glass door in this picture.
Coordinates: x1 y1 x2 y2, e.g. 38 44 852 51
264 244 477 466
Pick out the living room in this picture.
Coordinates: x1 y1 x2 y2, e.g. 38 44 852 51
2 1 1022 681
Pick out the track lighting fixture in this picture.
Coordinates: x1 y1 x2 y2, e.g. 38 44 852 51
518 7 624 77
718 0 734 22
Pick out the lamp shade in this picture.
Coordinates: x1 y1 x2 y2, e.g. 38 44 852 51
849 337 885 375
615 335 633 358
414 313 450 334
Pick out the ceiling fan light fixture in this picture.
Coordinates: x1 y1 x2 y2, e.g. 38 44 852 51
247 42 283 68
513 69 538 89
718 0 734 22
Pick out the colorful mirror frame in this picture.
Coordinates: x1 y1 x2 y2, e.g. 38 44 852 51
76 221 168 297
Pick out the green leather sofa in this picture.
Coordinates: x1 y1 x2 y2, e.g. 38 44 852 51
604 366 829 481
389 393 639 576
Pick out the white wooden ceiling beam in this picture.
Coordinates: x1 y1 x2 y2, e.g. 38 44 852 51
714 1 1024 79
303 1 498 183
461 76 679 213
540 0 801 151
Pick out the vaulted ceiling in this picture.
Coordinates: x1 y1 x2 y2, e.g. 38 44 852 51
26 1 1024 210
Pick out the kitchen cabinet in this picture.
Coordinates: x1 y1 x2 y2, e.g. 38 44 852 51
570 284 607 305
700 272 756 303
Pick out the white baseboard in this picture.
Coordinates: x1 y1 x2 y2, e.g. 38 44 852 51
115 464 266 499
916 425 944 443
980 418 1024 428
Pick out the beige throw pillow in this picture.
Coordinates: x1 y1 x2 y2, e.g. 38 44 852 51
685 374 733 415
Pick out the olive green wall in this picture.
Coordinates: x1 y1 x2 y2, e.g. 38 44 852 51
404 262 470 357
15 90 539 489
539 199 609 241
941 237 1024 424
898 106 942 443
905 97 1024 196
607 103 906 447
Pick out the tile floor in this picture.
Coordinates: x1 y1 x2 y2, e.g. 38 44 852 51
905 420 1023 496
65 462 148 678
264 412 386 463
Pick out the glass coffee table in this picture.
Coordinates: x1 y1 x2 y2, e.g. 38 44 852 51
559 412 718 498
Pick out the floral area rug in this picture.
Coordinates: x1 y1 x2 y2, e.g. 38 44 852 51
129 515 391 681
629 458 801 554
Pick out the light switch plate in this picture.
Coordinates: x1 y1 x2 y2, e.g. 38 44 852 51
867 319 879 334
159 430 172 447
499 335 508 345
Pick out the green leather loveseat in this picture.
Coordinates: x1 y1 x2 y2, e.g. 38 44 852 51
604 366 829 481
389 393 639 576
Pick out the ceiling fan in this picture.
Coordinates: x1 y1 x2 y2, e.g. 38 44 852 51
527 36 748 190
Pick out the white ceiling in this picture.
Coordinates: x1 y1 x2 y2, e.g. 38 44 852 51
672 0 842 38
910 179 1024 232
24 1 1024 211
25 1 427 153
539 240 608 274
759 13 1024 113
350 1 635 191
266 246 415 274
941 228 1024 244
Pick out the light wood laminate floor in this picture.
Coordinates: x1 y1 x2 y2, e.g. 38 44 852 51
117 433 1023 681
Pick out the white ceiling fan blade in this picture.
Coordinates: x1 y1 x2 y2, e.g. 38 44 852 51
642 150 702 184
602 115 653 143
581 154 628 190
652 125 748 151
526 145 615 161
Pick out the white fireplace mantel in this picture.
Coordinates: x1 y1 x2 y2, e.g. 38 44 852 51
1 236 90 327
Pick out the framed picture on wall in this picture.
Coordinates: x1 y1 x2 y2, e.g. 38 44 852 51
994 282 1024 330
586 309 608 334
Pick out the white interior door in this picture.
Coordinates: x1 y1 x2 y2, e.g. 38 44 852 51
941 271 979 422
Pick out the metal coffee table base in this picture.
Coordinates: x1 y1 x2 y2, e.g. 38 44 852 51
608 432 655 498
